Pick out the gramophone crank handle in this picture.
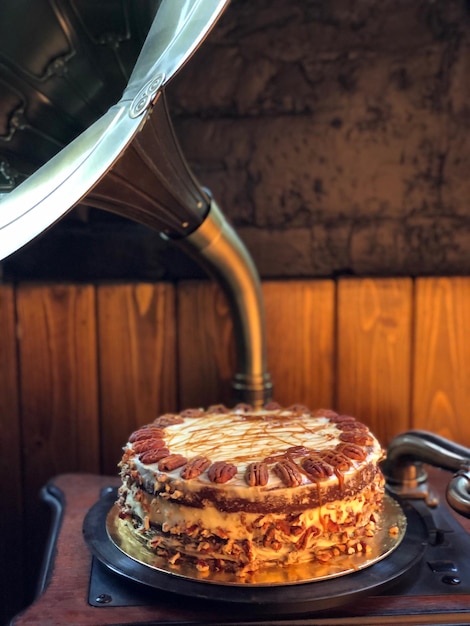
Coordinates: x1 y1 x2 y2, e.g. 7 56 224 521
384 430 470 516
447 463 470 518
386 430 470 472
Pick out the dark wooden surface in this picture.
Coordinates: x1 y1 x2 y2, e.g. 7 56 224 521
10 468 470 626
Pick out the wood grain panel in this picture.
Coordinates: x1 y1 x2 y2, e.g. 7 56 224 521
97 283 177 474
177 281 236 409
0 285 23 624
413 277 470 446
262 280 335 408
177 280 335 410
16 284 99 607
336 278 412 446
17 284 100 490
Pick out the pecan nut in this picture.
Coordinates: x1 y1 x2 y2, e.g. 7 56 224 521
339 431 374 446
274 460 303 487
207 404 229 414
318 449 352 472
153 414 184 427
129 426 165 442
262 525 282 550
301 457 334 481
234 403 253 413
285 445 311 457
264 401 283 411
207 461 237 483
158 454 188 471
132 438 166 454
245 462 269 487
181 456 211 479
297 526 320 551
312 408 339 419
336 421 369 432
286 403 311 415
336 442 367 461
180 408 205 418
328 413 356 423
264 445 311 464
139 447 170 464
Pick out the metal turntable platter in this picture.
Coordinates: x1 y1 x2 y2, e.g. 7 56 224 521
83 489 428 614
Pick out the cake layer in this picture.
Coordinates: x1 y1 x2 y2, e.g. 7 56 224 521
119 472 384 573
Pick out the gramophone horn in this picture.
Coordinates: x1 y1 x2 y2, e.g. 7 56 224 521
0 0 272 406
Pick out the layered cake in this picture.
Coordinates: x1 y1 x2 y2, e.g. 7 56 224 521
116 403 385 576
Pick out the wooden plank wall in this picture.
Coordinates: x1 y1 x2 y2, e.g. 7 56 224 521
3 276 470 623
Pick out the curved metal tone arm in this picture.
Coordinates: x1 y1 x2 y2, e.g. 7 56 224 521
176 199 272 408
383 430 470 517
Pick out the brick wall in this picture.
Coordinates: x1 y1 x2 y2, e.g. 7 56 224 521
168 0 470 279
